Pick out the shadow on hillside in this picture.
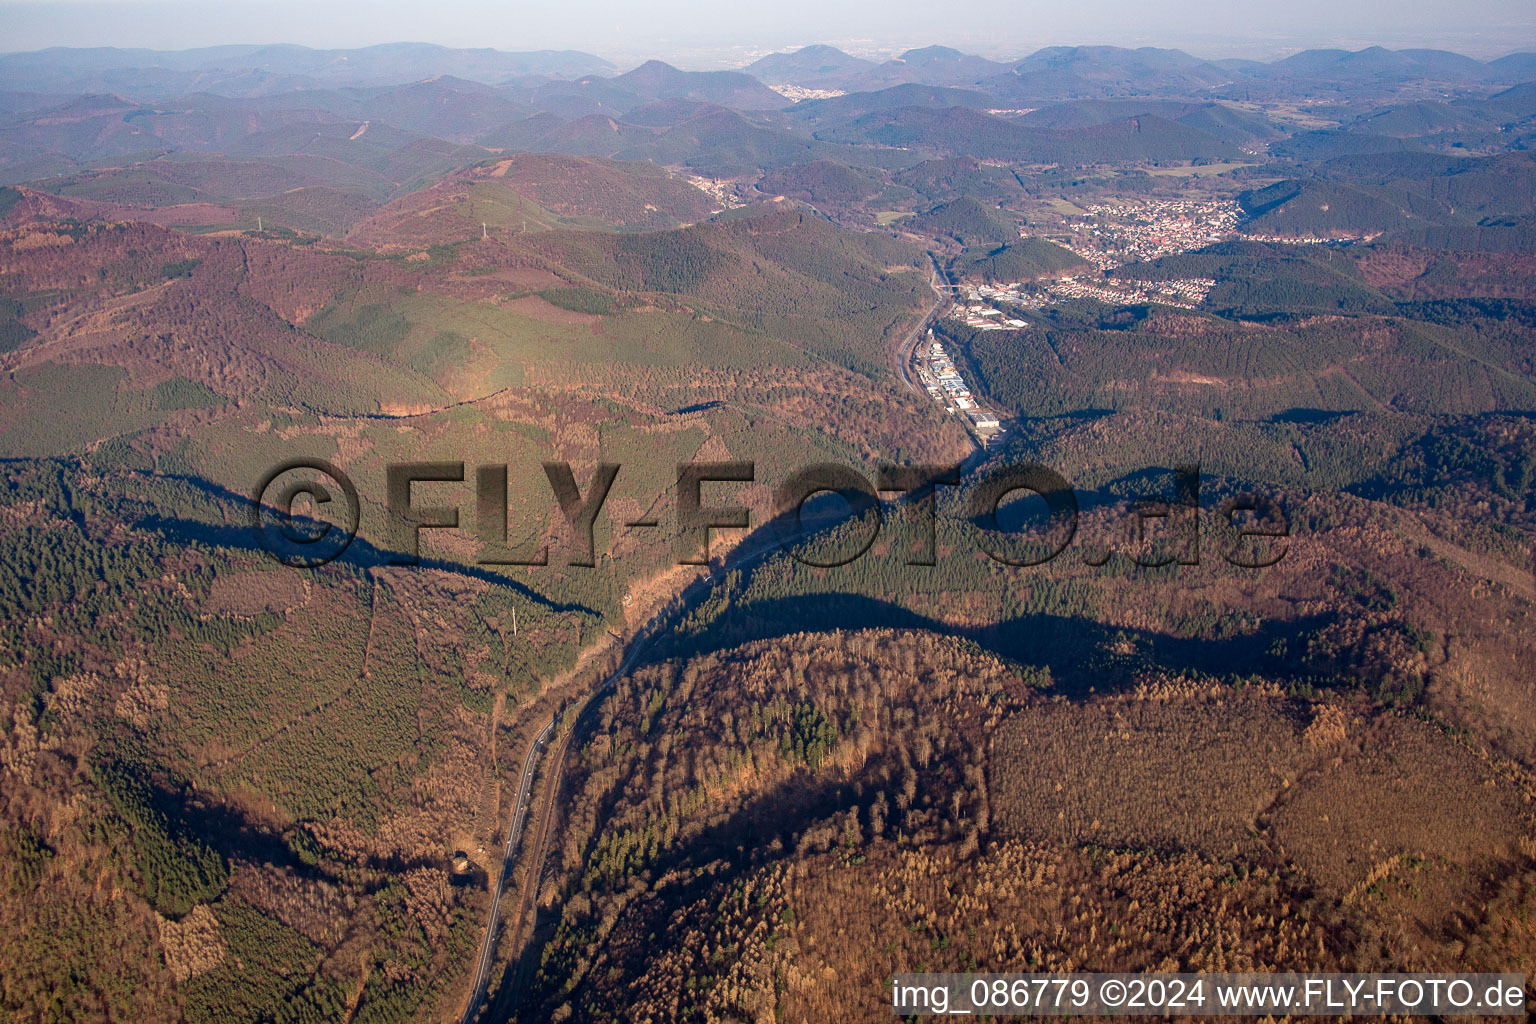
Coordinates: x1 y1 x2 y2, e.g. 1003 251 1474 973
142 514 597 617
135 470 598 615
1270 407 1353 424
651 590 1331 700
157 778 454 883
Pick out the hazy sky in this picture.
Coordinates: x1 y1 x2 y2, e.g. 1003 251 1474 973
2 0 1532 63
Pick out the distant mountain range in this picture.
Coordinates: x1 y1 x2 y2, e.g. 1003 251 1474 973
743 42 1536 100
0 43 615 97
2 40 1534 208
4 41 1531 107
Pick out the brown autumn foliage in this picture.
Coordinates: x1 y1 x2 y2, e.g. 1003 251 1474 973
1 131 1533 1024
522 628 1536 1022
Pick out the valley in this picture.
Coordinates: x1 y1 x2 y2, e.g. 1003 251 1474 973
0 31 1533 1024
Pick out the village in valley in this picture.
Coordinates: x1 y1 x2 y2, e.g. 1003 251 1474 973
1064 197 1243 269
911 331 1004 445
913 196 1251 444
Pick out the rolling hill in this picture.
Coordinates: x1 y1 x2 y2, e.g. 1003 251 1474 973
1342 100 1499 138
743 45 875 89
475 105 828 176
984 45 1236 101
852 45 1012 90
0 93 493 191
1017 99 1282 146
905 195 1019 245
1239 178 1420 237
1241 152 1536 240
520 205 930 374
963 237 1089 281
346 153 720 245
1259 46 1508 85
891 156 1028 203
819 105 1238 164
604 60 788 112
755 159 883 204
